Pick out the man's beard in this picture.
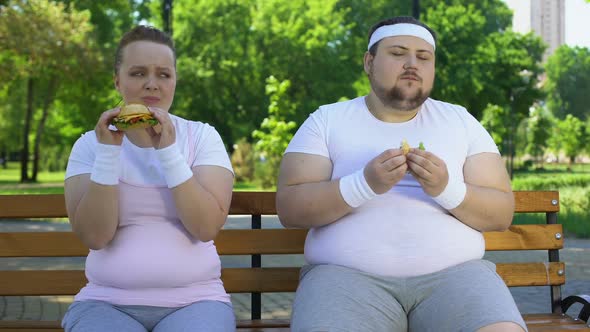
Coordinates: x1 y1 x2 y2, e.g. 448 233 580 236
370 75 431 111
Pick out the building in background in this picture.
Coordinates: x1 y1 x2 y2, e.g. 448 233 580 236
505 0 565 59
531 0 565 57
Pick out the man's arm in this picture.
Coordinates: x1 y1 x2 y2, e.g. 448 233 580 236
276 152 352 229
408 150 514 232
451 152 514 232
278 148 408 228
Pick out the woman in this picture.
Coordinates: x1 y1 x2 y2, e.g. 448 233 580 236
62 26 235 332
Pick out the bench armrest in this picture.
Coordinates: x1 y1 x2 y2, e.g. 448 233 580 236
562 294 590 323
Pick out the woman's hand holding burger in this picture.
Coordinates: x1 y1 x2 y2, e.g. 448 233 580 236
146 107 175 149
95 108 124 146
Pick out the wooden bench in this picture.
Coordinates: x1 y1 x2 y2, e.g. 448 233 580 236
0 191 589 331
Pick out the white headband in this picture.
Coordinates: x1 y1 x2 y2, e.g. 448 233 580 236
368 23 436 51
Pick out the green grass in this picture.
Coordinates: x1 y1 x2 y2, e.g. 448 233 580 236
511 167 590 238
0 162 65 183
0 161 264 194
0 162 64 194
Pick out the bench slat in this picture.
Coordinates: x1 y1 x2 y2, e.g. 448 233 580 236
216 229 307 254
222 268 300 293
0 263 565 295
229 192 277 215
0 194 67 219
0 192 278 219
514 191 559 213
0 232 86 257
0 224 564 257
485 224 563 250
0 191 558 219
497 262 565 287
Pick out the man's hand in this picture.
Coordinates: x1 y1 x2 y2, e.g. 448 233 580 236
364 149 407 194
406 148 449 197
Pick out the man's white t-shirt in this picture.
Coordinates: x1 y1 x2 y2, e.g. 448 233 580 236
285 96 500 277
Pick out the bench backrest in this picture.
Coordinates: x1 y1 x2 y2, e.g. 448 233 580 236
0 191 562 318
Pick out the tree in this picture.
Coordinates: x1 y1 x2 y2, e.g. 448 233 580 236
252 76 297 188
545 45 590 120
145 0 548 179
551 114 585 168
171 0 358 150
524 106 553 168
421 1 544 120
481 104 508 149
0 0 98 182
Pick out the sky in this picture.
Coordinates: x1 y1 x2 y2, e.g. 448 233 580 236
503 0 590 48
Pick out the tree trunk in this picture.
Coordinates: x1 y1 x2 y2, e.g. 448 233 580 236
568 155 575 171
32 76 58 182
21 77 34 183
508 123 514 179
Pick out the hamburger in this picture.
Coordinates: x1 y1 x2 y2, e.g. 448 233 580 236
400 139 411 155
111 104 159 130
400 139 426 155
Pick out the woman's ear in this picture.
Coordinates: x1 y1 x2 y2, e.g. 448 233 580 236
114 75 120 91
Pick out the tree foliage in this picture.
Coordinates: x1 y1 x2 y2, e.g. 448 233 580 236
252 76 297 188
421 1 544 120
0 0 560 178
0 0 97 181
551 115 586 167
525 106 553 166
545 45 590 120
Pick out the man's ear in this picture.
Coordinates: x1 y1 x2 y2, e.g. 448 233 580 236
363 52 373 75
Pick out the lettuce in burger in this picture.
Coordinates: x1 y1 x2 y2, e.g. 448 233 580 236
111 104 159 130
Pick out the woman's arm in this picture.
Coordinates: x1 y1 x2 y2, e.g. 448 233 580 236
64 175 119 250
171 165 234 242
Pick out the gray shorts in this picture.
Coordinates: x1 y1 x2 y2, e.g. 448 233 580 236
291 259 527 332
61 300 235 332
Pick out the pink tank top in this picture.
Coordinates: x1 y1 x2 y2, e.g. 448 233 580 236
74 123 230 307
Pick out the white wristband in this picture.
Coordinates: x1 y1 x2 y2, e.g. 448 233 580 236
433 180 467 210
339 168 378 208
155 143 193 188
90 143 121 186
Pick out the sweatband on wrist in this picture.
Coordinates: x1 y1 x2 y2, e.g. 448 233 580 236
155 143 193 188
339 168 378 208
433 180 467 210
90 143 121 186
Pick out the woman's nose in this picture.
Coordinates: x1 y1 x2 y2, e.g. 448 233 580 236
144 76 159 90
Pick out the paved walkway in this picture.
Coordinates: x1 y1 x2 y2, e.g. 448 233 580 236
1 218 589 322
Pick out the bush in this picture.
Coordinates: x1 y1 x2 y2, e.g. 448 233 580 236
230 138 255 183
253 157 276 190
511 174 590 190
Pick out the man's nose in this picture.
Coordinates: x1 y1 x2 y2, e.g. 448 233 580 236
403 55 418 69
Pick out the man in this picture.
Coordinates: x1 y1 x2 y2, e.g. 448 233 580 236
276 16 525 332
